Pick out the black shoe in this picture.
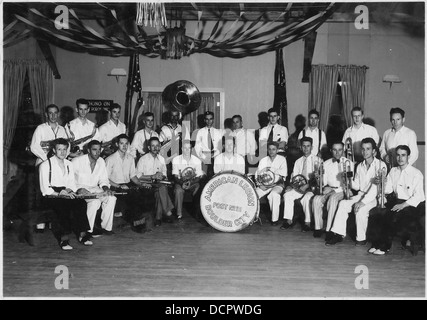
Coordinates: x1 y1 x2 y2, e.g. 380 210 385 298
131 225 146 234
91 229 103 238
302 224 311 232
163 216 174 223
324 231 334 242
34 227 44 234
19 226 34 246
79 234 93 246
355 240 367 246
155 219 162 227
271 221 279 226
313 230 323 238
325 234 343 246
60 240 73 251
280 221 292 230
102 229 115 236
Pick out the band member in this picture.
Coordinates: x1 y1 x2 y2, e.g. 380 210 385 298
30 104 69 232
194 111 224 178
326 138 387 246
379 107 418 168
258 108 288 156
311 142 354 238
230 115 257 172
159 110 187 160
214 137 246 175
67 98 101 158
281 137 321 231
72 140 116 236
39 138 92 250
342 107 379 163
137 137 174 226
297 109 327 157
98 103 126 157
255 141 287 225
368 145 425 255
172 140 205 220
130 112 159 159
105 134 149 233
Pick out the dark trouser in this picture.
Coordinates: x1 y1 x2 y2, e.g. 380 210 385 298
112 184 147 227
46 198 90 242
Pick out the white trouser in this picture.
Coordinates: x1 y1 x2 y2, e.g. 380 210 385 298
300 192 314 223
256 186 283 222
85 188 116 232
282 189 309 222
325 191 345 232
330 194 376 240
312 188 341 230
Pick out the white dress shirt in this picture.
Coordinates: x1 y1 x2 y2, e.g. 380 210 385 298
342 123 379 159
213 153 246 174
30 122 68 166
352 158 387 205
385 165 425 207
257 155 288 180
322 157 354 192
292 154 321 180
231 128 257 156
259 124 289 143
298 127 327 156
72 154 110 189
379 126 418 166
105 151 137 184
39 156 77 196
172 154 204 177
67 118 101 150
130 129 159 157
98 119 126 143
159 124 183 143
136 153 167 177
194 127 224 160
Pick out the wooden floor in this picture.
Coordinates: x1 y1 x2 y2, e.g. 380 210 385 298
2 208 425 298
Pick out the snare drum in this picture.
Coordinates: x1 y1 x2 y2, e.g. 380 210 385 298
200 171 260 232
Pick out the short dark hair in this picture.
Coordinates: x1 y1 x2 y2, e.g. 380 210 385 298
267 108 279 115
76 98 89 107
144 112 154 118
361 137 377 150
116 134 129 142
351 107 363 115
396 144 411 156
148 136 160 145
267 141 279 148
111 103 121 110
390 107 405 118
87 140 101 149
232 115 242 122
331 141 345 149
308 109 320 118
204 111 214 118
300 136 313 145
52 138 69 148
45 104 59 113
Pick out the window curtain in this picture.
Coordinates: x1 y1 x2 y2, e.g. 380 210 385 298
145 93 164 132
308 65 339 131
3 60 27 174
27 60 53 119
338 65 368 127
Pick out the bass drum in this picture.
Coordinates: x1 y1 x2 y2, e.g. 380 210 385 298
200 171 260 232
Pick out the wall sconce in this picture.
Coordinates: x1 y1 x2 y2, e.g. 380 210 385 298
108 68 127 82
383 74 401 89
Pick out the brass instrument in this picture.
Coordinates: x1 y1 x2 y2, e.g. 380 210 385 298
290 174 308 194
342 159 353 200
345 137 354 162
377 167 388 208
162 80 201 115
45 191 127 199
100 137 118 158
138 177 174 187
255 167 281 188
180 167 198 190
68 124 98 153
311 159 324 195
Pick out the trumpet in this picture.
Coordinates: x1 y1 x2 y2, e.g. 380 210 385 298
345 137 354 162
377 167 388 208
138 177 174 187
342 159 353 200
311 159 324 195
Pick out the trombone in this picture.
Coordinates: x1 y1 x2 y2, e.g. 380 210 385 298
342 159 353 200
311 159 324 195
377 167 388 208
345 137 354 162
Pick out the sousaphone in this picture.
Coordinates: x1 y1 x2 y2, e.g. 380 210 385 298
162 80 201 115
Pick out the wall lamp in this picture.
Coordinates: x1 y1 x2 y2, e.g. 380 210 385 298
383 74 401 89
108 68 127 82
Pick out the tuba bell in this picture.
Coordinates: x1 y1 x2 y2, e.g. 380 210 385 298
162 80 201 115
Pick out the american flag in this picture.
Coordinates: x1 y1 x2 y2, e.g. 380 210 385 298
273 48 288 128
127 54 142 92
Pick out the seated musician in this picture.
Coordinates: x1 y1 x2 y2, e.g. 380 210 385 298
39 138 92 250
326 138 387 246
98 103 126 158
172 140 205 220
368 145 425 255
213 137 245 175
312 142 354 238
255 141 287 225
136 137 174 226
72 140 117 236
105 134 149 233
281 137 321 231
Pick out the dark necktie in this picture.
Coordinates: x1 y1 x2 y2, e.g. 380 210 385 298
208 128 213 153
268 125 274 142
332 158 340 163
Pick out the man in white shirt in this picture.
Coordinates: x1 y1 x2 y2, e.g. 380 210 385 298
159 110 187 162
311 142 354 238
72 140 116 236
214 138 246 175
368 145 425 255
258 108 288 157
67 98 101 158
379 107 418 168
137 137 174 226
255 141 287 225
194 111 224 178
39 138 92 250
281 137 321 231
130 112 159 159
342 107 379 163
231 115 257 173
172 140 205 220
98 103 126 158
326 138 387 246
297 109 327 158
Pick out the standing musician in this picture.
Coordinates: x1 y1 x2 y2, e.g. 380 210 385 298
379 107 418 169
172 140 205 220
130 112 159 160
39 138 92 250
214 137 246 175
311 142 354 238
194 111 224 178
258 108 288 157
326 138 387 246
297 109 327 157
281 137 321 231
159 110 187 160
136 137 174 226
230 115 257 173
67 98 101 159
105 134 149 233
30 104 69 232
342 107 379 163
98 103 126 158
72 140 116 236
255 141 287 225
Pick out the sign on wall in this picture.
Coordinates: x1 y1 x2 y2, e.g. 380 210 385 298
87 100 113 112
